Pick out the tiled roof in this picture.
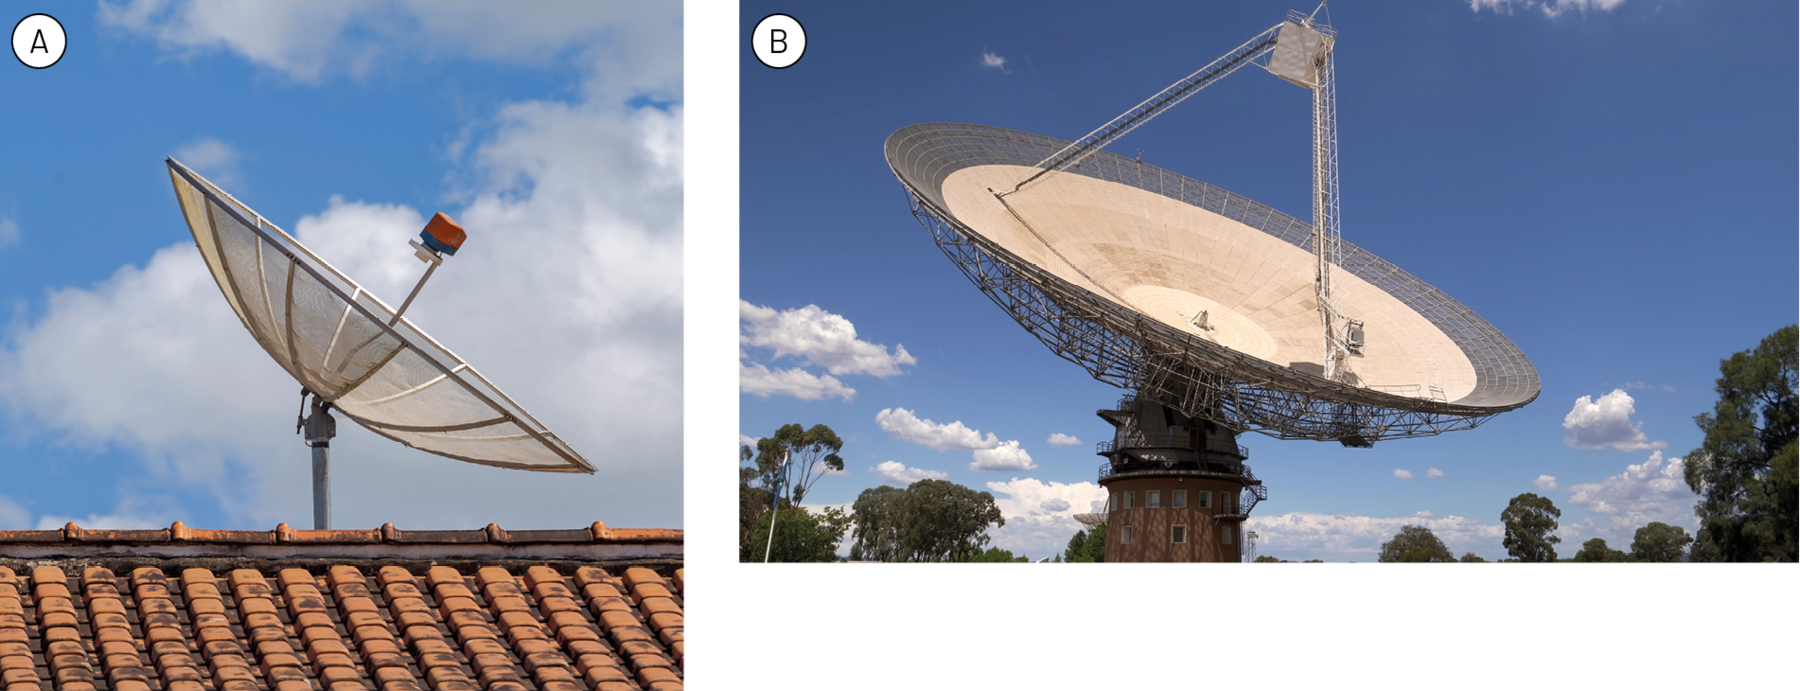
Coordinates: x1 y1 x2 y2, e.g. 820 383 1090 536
0 523 682 563
0 523 684 691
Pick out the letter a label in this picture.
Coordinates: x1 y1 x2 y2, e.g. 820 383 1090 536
13 14 67 69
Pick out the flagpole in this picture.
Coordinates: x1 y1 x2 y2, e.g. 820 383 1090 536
759 449 788 565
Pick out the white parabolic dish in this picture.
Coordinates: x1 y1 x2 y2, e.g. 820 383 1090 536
886 124 1539 442
167 158 594 473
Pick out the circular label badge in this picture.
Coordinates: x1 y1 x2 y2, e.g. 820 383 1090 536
13 14 66 69
752 14 806 69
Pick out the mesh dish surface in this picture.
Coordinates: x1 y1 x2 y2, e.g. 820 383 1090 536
168 158 593 473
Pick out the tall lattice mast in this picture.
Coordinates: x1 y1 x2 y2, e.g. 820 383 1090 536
1000 4 1360 385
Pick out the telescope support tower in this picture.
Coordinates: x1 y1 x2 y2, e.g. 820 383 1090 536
1095 395 1267 562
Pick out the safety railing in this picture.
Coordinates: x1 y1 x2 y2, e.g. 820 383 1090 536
1098 459 1254 481
1097 435 1248 458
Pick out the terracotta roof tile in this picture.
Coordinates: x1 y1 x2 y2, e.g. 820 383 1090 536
0 523 682 691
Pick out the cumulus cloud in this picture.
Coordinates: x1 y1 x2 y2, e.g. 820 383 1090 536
0 4 683 530
0 217 18 251
34 496 178 531
970 440 1036 472
172 137 242 190
739 434 759 447
1468 0 1627 17
739 361 855 401
1046 433 1081 447
1565 451 1698 532
1426 468 1445 478
871 460 947 486
740 302 915 377
0 494 29 529
1535 475 1559 491
980 49 1011 74
99 0 681 97
1246 512 1506 562
1394 469 1414 480
1564 389 1666 451
982 478 1107 558
875 408 999 451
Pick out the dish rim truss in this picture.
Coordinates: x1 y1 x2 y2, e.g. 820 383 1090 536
885 123 1540 444
167 157 594 473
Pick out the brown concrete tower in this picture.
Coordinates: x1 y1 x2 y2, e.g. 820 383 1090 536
1096 397 1264 562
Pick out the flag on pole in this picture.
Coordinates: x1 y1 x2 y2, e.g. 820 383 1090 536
769 457 789 513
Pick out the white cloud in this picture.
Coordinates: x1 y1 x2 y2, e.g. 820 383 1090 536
0 494 29 529
1246 512 1505 562
1046 432 1081 447
1426 468 1445 478
1535 475 1559 491
1564 389 1666 451
970 440 1036 472
982 478 1107 558
1394 469 1414 480
1565 450 1698 534
172 137 242 190
739 434 759 447
1469 0 1627 17
740 301 915 378
0 217 18 251
980 50 1009 73
34 496 177 531
99 0 680 97
739 361 855 401
0 7 682 530
871 460 947 486
875 408 999 451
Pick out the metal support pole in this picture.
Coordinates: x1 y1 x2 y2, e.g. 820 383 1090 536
303 396 338 530
312 442 331 530
763 455 790 563
390 260 439 326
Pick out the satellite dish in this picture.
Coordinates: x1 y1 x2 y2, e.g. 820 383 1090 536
886 122 1537 439
885 7 1537 560
166 158 594 528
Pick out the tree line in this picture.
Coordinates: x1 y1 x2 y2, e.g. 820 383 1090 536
739 424 1009 562
845 480 1005 562
1365 495 1693 563
1260 326 1795 563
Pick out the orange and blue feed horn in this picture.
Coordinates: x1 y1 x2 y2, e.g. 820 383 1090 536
420 212 466 256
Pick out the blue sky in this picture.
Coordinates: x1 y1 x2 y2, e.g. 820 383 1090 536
0 2 682 531
739 0 1797 561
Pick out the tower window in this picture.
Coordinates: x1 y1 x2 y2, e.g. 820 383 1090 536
1121 526 1134 545
1172 525 1187 544
1196 491 1211 509
1173 490 1187 508
1147 490 1160 508
1222 526 1234 545
1123 491 1135 509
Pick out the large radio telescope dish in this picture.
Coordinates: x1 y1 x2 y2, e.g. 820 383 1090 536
167 158 593 473
885 123 1538 444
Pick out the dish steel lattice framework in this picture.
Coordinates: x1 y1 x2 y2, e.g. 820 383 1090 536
885 123 1539 444
167 158 593 473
